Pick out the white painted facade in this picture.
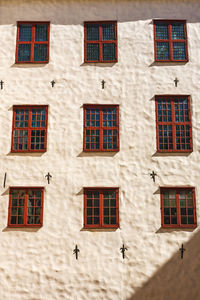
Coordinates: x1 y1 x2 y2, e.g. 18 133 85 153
0 0 200 299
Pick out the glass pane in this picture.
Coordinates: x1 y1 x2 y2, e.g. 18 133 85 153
86 43 99 61
35 24 48 41
111 217 116 224
34 44 47 61
86 24 99 41
34 216 41 224
164 216 170 224
104 217 109 224
172 23 185 40
156 23 168 39
156 42 169 60
102 43 116 61
19 24 32 41
102 23 115 40
173 42 186 60
87 217 92 225
94 217 99 224
163 199 169 207
27 216 33 224
18 44 31 62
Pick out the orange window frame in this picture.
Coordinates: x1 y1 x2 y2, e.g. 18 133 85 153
8 187 44 227
84 21 117 63
84 188 119 229
15 21 50 63
11 105 48 153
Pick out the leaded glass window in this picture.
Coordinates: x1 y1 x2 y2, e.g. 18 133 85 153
84 105 119 151
156 96 192 152
16 22 49 63
154 20 187 61
12 106 48 152
161 188 196 228
85 21 117 62
8 188 44 227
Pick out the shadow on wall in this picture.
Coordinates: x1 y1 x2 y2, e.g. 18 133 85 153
0 0 200 25
128 228 200 300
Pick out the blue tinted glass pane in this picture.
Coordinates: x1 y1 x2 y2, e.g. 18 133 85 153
173 43 186 60
86 24 99 41
103 43 115 61
102 24 115 40
18 44 31 61
87 44 99 61
35 24 48 41
156 23 168 39
156 42 169 60
172 23 185 40
19 24 32 41
34 44 47 61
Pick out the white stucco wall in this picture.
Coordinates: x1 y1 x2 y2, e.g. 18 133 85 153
0 0 200 299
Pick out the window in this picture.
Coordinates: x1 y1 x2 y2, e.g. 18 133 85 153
84 188 119 228
16 22 50 63
154 20 188 62
11 105 48 152
155 96 192 152
84 21 117 62
8 188 44 227
161 188 196 228
83 105 119 151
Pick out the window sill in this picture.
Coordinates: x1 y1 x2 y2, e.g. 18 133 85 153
162 224 197 229
11 150 46 153
7 224 42 228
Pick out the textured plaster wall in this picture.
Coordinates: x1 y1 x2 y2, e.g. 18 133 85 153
0 0 200 299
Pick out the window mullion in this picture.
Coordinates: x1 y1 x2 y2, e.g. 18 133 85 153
100 108 103 151
99 24 103 62
24 189 28 225
168 23 173 61
176 190 180 226
30 24 35 62
100 191 103 227
27 108 32 151
171 99 176 150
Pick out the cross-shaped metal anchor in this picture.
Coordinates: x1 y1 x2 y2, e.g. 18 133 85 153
51 80 55 87
45 172 52 184
73 245 80 260
120 244 127 259
150 171 157 182
174 77 179 87
101 80 105 89
0 80 4 90
179 244 185 259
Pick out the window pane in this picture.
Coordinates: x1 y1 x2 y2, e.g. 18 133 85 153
103 129 117 150
102 23 115 40
35 24 48 41
173 42 186 60
102 43 116 61
30 130 45 150
13 130 28 150
156 42 169 60
86 44 99 61
85 129 99 150
18 44 31 62
19 24 32 41
34 44 47 61
172 23 185 40
155 23 168 40
86 24 99 41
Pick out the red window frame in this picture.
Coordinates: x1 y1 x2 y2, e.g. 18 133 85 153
155 95 192 152
8 187 44 227
153 20 188 62
83 104 119 152
11 105 48 153
160 187 197 228
84 21 117 63
84 188 119 229
15 21 50 63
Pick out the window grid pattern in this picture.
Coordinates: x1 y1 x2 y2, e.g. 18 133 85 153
84 188 119 228
154 20 188 61
8 188 43 227
84 105 119 152
16 22 49 63
161 188 196 228
12 106 48 152
156 96 192 152
84 21 117 62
